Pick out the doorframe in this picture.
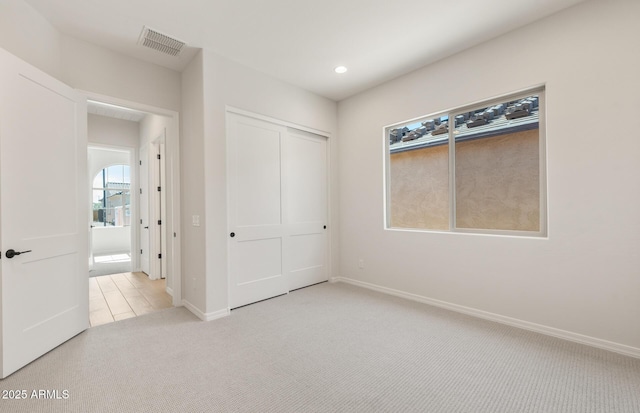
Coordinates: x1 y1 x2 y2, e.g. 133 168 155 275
81 90 182 307
224 106 332 307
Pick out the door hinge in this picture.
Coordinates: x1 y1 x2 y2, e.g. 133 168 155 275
140 188 143 194
157 186 161 192
158 253 162 259
157 154 161 160
139 160 142 166
140 249 143 255
140 219 143 224
158 220 162 225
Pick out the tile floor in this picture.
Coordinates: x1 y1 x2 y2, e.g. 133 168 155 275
89 272 173 327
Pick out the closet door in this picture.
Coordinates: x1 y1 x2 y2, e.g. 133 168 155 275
227 113 328 309
227 114 288 308
285 128 328 291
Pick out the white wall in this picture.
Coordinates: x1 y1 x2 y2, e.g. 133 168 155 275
140 114 172 148
91 227 131 256
0 0 62 79
179 50 338 316
88 114 139 148
87 146 131 179
337 0 640 353
180 51 207 310
61 35 181 112
0 1 181 112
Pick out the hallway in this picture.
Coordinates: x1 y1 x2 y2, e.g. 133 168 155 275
89 272 172 327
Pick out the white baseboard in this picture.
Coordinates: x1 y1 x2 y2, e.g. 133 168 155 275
331 276 640 359
181 299 230 322
166 287 173 297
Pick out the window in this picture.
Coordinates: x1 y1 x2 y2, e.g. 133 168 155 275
385 88 546 236
92 164 131 227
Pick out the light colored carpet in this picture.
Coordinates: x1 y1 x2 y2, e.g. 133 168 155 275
1 282 639 412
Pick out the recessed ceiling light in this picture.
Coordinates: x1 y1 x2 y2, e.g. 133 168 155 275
334 66 348 74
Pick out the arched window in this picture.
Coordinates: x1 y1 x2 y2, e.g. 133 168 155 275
92 164 131 227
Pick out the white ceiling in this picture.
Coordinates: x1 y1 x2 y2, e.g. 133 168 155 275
25 0 587 101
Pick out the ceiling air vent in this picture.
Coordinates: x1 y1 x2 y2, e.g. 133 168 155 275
138 26 185 57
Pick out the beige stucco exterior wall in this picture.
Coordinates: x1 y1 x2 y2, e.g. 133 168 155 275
456 130 539 231
389 144 449 230
389 129 539 231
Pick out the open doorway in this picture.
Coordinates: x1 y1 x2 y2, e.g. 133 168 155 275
88 148 133 277
86 97 181 327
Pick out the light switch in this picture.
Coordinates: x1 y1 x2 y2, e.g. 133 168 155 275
192 215 200 226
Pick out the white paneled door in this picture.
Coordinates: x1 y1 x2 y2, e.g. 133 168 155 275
0 49 88 378
285 129 328 291
140 144 151 276
227 113 328 309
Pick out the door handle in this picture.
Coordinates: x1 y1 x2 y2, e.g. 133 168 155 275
144 226 149 229
5 249 32 259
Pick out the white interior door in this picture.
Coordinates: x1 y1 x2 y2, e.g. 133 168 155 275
150 138 167 280
228 113 328 309
88 152 95 271
146 134 167 281
285 128 328 291
140 145 150 275
0 48 88 378
158 141 167 279
228 114 288 308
